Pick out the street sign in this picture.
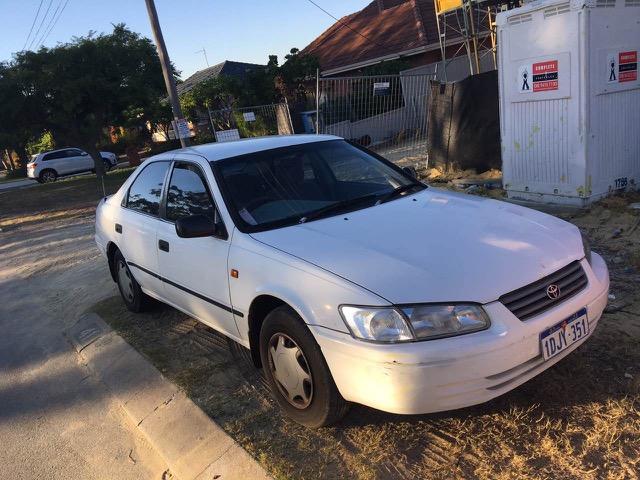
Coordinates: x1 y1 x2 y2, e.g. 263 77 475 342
174 118 191 139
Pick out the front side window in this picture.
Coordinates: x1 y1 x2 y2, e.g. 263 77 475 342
67 149 84 157
126 161 170 216
214 140 422 232
166 163 215 221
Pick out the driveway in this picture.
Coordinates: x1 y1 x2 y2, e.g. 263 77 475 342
0 207 168 479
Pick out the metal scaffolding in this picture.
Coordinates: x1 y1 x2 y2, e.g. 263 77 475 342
435 0 519 81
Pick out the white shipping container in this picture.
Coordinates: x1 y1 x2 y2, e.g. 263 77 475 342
497 0 640 206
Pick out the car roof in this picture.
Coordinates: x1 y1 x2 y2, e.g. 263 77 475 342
151 134 342 162
39 147 79 154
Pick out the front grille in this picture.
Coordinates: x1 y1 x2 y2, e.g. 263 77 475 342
499 261 588 321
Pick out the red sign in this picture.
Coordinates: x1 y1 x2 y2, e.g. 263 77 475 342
532 60 558 92
619 51 638 83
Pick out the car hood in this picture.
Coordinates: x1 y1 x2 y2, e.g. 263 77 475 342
250 189 584 305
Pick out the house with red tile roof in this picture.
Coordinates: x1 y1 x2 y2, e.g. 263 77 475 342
302 0 491 78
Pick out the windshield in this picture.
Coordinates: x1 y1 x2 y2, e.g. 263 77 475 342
213 139 424 232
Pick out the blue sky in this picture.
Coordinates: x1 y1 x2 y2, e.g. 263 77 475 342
1 0 369 78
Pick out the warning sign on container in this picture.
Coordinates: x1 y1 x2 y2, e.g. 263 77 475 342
518 59 558 93
532 60 558 92
619 51 637 83
606 50 638 84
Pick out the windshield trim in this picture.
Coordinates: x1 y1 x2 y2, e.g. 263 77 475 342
209 139 424 234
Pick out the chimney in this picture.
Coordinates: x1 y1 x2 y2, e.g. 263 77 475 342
376 0 386 12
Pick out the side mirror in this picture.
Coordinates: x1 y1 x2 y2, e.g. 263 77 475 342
402 165 418 179
81 151 89 156
175 214 217 238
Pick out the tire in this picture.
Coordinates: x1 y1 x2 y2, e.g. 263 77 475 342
260 305 349 428
113 249 151 313
102 159 111 172
39 169 57 183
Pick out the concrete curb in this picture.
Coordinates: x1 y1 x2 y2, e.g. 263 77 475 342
67 313 271 480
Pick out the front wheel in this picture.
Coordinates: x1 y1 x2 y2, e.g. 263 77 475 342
260 306 349 427
102 159 112 172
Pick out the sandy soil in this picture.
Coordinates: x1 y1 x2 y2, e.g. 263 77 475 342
2 170 638 480
88 191 640 480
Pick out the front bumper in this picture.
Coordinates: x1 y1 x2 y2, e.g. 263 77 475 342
313 253 609 415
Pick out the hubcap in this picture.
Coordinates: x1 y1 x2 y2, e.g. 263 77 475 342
268 333 313 409
117 260 135 302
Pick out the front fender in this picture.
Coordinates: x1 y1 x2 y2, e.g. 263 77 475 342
228 233 388 341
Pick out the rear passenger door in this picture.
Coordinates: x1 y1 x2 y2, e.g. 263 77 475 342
42 150 68 174
119 161 171 297
155 161 238 338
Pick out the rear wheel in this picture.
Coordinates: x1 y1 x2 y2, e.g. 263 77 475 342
260 305 349 427
102 159 112 172
39 169 57 183
114 250 151 312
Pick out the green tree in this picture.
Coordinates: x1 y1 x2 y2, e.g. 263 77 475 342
0 62 43 168
6 24 166 182
277 48 320 102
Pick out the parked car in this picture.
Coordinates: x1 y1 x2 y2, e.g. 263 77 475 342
27 148 118 183
94 135 609 427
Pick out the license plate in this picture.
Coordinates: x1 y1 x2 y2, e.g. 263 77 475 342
540 308 589 361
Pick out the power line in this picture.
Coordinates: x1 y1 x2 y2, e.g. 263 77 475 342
34 0 62 48
303 0 384 49
28 0 54 50
37 0 70 48
22 0 45 51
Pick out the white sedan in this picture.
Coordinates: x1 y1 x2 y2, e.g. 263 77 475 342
94 135 609 427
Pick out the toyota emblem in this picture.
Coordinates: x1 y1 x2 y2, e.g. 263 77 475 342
546 284 560 299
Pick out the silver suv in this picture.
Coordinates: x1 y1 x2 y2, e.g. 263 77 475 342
27 148 118 183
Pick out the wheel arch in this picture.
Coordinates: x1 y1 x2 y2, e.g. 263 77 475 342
106 241 119 282
247 294 305 368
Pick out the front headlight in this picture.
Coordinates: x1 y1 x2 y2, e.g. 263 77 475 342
339 306 412 343
339 304 490 343
580 231 592 265
401 304 490 340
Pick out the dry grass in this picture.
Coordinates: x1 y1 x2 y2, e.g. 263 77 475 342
90 192 640 480
0 168 134 222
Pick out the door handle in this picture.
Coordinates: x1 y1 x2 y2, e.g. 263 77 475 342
158 239 169 252
115 223 122 234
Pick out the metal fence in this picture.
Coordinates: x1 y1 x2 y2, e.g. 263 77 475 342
207 103 293 141
316 73 436 164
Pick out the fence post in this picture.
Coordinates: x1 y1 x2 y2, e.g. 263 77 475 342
315 68 320 135
284 98 294 134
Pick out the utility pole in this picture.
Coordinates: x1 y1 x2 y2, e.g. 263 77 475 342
144 0 190 148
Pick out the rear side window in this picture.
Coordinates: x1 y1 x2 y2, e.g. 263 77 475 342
43 150 66 161
166 163 215 221
126 161 170 216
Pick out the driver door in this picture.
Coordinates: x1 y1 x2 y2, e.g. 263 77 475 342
65 149 93 173
155 160 239 339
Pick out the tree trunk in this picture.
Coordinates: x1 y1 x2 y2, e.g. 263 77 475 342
84 145 106 195
2 150 13 171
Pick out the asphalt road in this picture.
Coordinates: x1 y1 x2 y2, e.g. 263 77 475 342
0 209 167 479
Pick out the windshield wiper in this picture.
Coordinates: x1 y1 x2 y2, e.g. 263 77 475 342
299 194 380 224
377 182 425 204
